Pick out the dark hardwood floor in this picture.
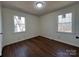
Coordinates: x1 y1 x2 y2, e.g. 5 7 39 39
2 36 79 57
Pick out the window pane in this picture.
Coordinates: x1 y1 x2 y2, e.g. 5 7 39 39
58 15 63 23
21 17 25 24
65 13 72 23
65 23 72 32
58 23 63 32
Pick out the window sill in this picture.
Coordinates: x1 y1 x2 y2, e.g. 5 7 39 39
56 31 73 34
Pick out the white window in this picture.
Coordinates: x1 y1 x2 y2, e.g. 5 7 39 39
58 13 72 33
14 16 25 32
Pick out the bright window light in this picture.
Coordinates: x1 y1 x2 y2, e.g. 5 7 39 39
14 16 25 32
58 13 72 33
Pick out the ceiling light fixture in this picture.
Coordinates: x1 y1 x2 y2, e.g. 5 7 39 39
36 2 43 8
34 1 46 10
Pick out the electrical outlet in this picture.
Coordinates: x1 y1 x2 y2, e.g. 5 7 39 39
76 36 79 39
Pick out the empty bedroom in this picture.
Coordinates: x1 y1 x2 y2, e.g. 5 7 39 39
0 0 79 57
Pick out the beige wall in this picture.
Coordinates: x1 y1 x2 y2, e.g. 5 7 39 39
2 8 40 46
0 3 2 56
40 4 79 47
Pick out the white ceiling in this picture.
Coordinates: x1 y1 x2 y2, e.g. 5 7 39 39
2 1 77 16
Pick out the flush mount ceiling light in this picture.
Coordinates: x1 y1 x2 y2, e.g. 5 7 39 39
34 1 46 10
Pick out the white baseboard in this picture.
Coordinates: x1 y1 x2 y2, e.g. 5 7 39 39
41 35 79 48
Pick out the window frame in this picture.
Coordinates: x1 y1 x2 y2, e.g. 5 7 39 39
14 15 26 33
57 13 72 33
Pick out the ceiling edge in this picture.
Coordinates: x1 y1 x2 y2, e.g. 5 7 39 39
40 2 79 16
2 3 39 17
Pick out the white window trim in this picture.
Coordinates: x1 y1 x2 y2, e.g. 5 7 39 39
14 16 26 33
57 13 72 33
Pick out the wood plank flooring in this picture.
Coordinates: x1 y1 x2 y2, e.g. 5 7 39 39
2 36 79 57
